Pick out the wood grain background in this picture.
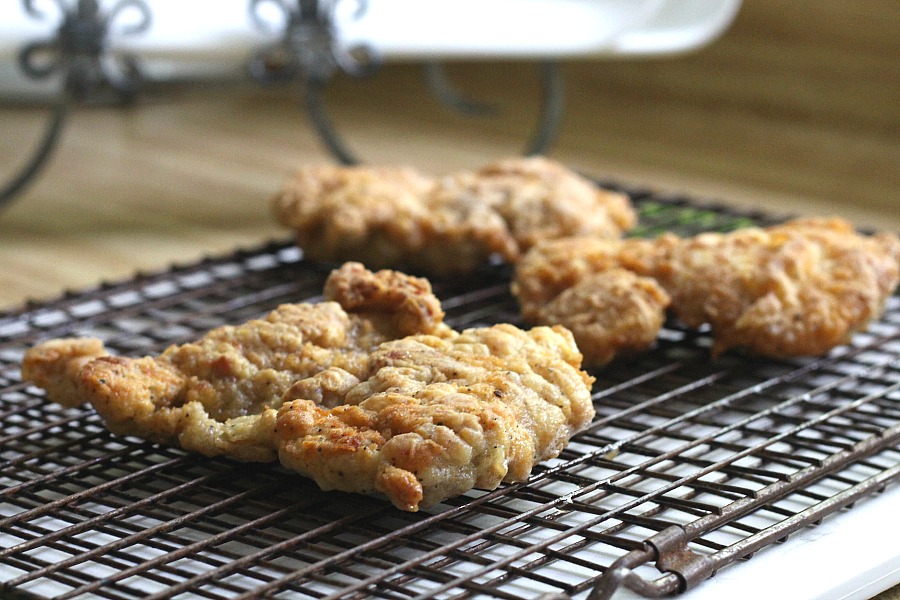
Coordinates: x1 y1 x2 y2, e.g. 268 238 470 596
0 0 897 309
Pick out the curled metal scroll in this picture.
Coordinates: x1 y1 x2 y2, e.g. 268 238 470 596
524 60 565 156
423 62 499 117
423 59 566 158
3 0 567 207
1 0 151 209
250 0 565 164
249 0 379 165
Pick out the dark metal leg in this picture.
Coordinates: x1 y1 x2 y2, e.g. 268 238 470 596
523 60 565 156
1 0 150 211
0 100 70 209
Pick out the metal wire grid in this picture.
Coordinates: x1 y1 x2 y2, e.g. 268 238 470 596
1 192 898 600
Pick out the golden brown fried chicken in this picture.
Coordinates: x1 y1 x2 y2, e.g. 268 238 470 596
22 337 108 408
277 324 595 511
513 236 665 319
654 218 900 356
323 260 448 338
514 218 900 363
23 263 595 511
512 237 671 366
529 269 671 367
23 262 441 463
271 165 518 274
431 156 636 253
271 156 635 275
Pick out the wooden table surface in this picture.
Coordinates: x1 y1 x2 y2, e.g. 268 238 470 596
1 0 897 310
0 2 898 598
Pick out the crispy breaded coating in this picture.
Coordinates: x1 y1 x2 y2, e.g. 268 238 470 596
513 236 665 320
22 263 595 511
531 269 671 367
512 237 670 366
655 218 900 356
432 156 636 252
271 164 517 274
277 324 594 511
514 218 900 363
323 260 448 338
21 337 107 407
271 156 635 275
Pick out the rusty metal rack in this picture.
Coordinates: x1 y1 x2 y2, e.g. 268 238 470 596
1 190 899 599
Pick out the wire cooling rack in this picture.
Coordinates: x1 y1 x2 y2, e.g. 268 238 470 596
1 189 898 600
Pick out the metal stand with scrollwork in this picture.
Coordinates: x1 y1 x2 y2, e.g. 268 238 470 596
247 0 565 166
1 0 150 209
248 0 382 165
1 0 564 209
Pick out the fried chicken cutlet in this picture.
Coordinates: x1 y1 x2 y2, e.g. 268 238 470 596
514 218 900 364
530 269 671 367
512 236 672 367
23 263 595 512
271 156 635 275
